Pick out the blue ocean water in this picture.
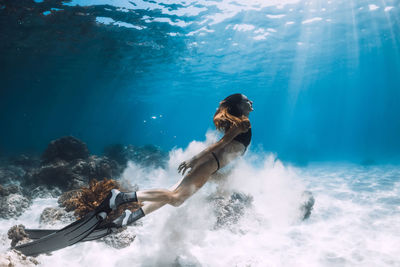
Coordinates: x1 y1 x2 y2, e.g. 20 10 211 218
1 0 399 163
1 0 400 266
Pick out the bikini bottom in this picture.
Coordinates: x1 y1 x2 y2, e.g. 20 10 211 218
211 152 220 174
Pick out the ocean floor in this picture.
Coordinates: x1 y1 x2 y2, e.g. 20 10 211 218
1 138 399 266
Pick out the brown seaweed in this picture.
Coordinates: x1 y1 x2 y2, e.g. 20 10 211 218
59 178 142 222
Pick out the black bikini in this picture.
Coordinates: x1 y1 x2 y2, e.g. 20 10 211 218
233 128 252 148
211 152 220 173
212 128 252 173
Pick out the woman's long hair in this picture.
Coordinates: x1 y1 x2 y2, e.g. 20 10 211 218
213 93 250 132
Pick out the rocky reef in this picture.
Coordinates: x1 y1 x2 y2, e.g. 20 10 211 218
0 136 168 196
210 190 315 231
0 184 32 219
1 136 168 255
0 165 27 185
7 225 30 248
0 250 39 266
1 135 316 260
101 228 137 249
211 192 254 231
0 136 167 205
300 191 315 220
3 225 39 265
24 136 121 191
39 207 75 226
41 136 90 165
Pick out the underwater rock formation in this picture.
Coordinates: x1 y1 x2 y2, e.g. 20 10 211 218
9 154 40 170
27 160 84 191
28 185 62 199
7 225 29 248
72 156 121 182
0 155 38 190
57 189 82 212
0 185 32 219
41 136 89 165
211 192 254 230
104 144 168 168
26 154 120 191
3 138 166 193
5 179 141 251
0 165 26 184
0 250 39 266
211 190 315 230
0 184 22 196
39 207 75 226
101 228 137 249
0 194 32 219
300 191 315 220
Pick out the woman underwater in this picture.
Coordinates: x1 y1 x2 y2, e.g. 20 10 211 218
98 93 254 229
13 93 254 256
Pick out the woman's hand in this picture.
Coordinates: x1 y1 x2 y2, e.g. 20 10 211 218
178 157 200 176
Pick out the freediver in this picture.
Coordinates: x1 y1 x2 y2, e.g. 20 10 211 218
95 93 254 229
14 93 254 256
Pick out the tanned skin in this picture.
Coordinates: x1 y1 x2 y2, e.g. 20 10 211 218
136 97 253 215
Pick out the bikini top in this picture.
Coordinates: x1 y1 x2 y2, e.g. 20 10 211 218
233 127 252 148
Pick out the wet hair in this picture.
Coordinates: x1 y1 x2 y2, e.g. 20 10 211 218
213 93 250 132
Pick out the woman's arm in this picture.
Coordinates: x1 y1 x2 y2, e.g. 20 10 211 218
178 121 250 175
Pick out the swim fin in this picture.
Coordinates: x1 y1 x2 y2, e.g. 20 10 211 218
23 229 57 240
24 208 145 243
24 223 114 242
14 211 105 256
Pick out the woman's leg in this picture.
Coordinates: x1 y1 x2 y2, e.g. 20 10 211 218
105 145 246 229
136 154 218 207
141 201 167 215
109 163 215 227
109 153 218 227
138 178 184 215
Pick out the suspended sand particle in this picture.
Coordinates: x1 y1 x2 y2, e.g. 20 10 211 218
368 4 379 11
302 17 323 24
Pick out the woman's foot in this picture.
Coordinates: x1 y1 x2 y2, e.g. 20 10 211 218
95 190 139 214
95 189 120 213
93 208 145 235
112 208 145 228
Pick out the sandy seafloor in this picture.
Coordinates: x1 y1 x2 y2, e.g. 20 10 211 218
1 135 400 267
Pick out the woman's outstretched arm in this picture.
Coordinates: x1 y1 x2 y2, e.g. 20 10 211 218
178 121 249 175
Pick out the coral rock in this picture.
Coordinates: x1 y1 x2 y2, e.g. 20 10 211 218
28 185 62 199
0 250 39 266
29 160 84 190
73 156 120 180
28 156 120 191
7 224 29 247
9 154 40 170
211 192 253 230
0 166 25 184
300 190 315 220
41 136 89 165
0 193 32 219
102 228 136 249
0 184 23 197
39 207 76 226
